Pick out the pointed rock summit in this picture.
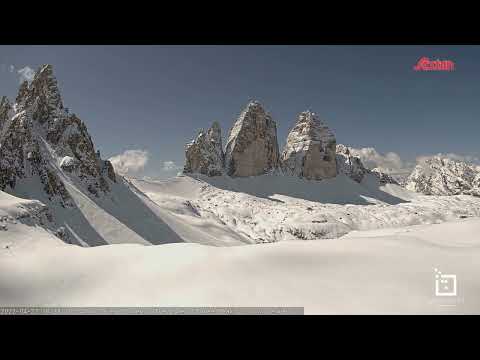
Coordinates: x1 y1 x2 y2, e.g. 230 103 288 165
16 64 64 120
225 101 279 177
0 64 116 206
281 111 336 180
184 121 224 176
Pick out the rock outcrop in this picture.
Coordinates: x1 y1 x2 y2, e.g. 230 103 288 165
405 156 480 196
225 101 279 177
370 168 399 185
184 121 224 176
281 111 336 180
336 144 399 185
0 64 116 206
183 103 402 186
335 144 368 183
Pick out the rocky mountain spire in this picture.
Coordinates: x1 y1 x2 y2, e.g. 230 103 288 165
184 121 224 176
15 64 64 122
281 110 337 180
224 101 279 177
0 64 116 206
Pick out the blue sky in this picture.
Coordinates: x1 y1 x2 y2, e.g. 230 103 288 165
1 45 479 178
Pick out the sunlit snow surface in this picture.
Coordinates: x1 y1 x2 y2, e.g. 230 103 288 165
133 173 480 244
1 174 480 313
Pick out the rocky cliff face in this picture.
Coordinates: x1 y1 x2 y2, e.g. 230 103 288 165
183 104 401 185
0 64 116 207
281 111 336 181
335 144 368 183
224 101 280 177
184 121 224 176
0 96 12 133
405 156 480 196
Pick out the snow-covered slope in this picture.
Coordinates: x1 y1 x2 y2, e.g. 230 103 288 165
131 177 253 246
1 177 186 247
132 174 480 244
1 215 479 314
0 190 65 250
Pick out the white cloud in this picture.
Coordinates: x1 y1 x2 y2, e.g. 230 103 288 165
349 147 413 175
17 66 35 83
162 161 182 171
0 64 13 74
109 150 149 175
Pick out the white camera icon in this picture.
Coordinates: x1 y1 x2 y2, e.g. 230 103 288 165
434 268 457 297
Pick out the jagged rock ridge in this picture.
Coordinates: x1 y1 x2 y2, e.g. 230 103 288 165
335 144 367 183
281 111 336 180
0 64 116 207
184 121 224 176
336 144 399 185
406 156 480 196
370 168 399 185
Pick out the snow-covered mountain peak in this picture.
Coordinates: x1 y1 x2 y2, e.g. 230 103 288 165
298 110 316 121
232 100 270 128
292 110 335 144
245 99 264 110
15 64 64 119
0 64 116 206
406 156 480 196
